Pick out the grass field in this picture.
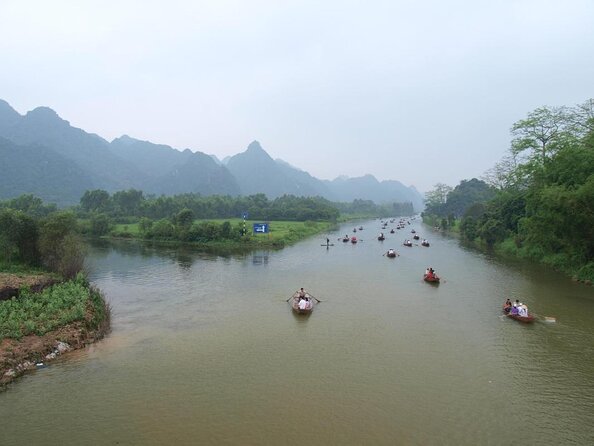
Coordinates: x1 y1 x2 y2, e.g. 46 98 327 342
108 219 336 247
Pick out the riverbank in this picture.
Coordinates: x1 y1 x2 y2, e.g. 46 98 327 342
105 219 337 249
0 274 110 388
422 217 593 285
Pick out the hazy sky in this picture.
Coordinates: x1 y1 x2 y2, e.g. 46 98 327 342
1 1 593 192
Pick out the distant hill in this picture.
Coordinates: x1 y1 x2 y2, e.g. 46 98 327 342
226 141 331 198
110 136 240 196
0 99 423 209
324 176 424 210
0 136 94 206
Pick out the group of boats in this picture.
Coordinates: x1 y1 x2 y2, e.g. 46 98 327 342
305 218 550 324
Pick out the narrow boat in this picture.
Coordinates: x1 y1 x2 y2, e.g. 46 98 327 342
403 241 412 247
359 226 363 230
342 237 349 243
421 241 430 247
423 274 440 283
386 250 397 258
351 236 358 244
413 235 420 240
378 236 385 241
503 307 535 323
290 291 315 314
390 229 395 234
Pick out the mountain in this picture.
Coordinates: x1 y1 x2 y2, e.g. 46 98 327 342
109 135 240 196
0 100 21 134
225 141 330 198
226 141 422 209
0 102 240 204
324 175 423 210
0 137 94 206
1 106 147 191
0 99 424 209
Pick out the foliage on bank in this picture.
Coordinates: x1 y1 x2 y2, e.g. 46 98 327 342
0 207 84 278
427 99 594 282
0 274 108 341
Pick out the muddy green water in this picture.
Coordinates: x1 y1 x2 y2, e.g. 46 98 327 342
1 220 593 445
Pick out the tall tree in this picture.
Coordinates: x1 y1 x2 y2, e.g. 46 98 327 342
510 106 572 165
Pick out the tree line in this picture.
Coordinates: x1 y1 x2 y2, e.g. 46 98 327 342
424 99 594 282
2 191 416 261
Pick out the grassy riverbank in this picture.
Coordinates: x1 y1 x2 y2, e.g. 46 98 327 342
103 219 337 248
0 273 110 387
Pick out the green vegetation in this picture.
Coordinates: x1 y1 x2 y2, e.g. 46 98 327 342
0 274 107 341
0 206 84 278
106 219 335 248
425 99 594 283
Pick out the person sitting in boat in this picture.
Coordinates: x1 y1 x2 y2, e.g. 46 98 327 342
503 299 512 313
298 297 309 310
518 303 528 317
510 303 519 315
298 288 306 299
425 267 430 276
388 248 395 256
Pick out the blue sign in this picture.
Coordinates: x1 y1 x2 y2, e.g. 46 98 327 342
253 223 269 234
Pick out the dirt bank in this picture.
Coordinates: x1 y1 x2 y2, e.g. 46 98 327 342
0 282 110 389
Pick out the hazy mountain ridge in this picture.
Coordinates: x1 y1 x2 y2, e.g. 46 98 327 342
0 99 423 209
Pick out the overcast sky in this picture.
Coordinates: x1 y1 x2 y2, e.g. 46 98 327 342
1 0 593 192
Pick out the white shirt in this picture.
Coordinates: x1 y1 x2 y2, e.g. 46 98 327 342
298 299 308 310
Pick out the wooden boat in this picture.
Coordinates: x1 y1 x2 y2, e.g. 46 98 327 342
350 236 358 244
290 291 315 314
411 229 416 233
378 236 385 241
342 237 349 242
413 235 420 240
390 229 395 234
358 226 363 230
403 241 412 247
421 241 430 247
503 308 535 323
423 274 440 283
386 250 397 258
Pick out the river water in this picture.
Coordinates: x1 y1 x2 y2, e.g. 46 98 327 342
1 220 593 445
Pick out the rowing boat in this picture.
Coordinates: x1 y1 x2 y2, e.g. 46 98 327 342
290 291 315 314
503 308 535 323
423 274 440 283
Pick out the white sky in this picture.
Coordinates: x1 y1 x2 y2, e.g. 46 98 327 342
1 0 593 192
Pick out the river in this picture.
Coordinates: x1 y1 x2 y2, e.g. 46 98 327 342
1 219 593 445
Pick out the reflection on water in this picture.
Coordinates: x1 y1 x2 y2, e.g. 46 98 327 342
1 221 593 445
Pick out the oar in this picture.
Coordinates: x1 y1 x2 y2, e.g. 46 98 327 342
286 294 296 302
308 294 322 303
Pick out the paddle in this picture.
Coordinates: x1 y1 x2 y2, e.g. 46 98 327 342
308 294 322 303
286 294 297 302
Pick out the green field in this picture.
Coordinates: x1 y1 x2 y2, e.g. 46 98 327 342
107 219 336 247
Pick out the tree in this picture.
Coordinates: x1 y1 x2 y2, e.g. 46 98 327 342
90 213 111 236
112 189 144 216
0 209 39 265
175 208 194 229
511 106 572 165
424 183 453 215
39 212 85 278
80 190 110 212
